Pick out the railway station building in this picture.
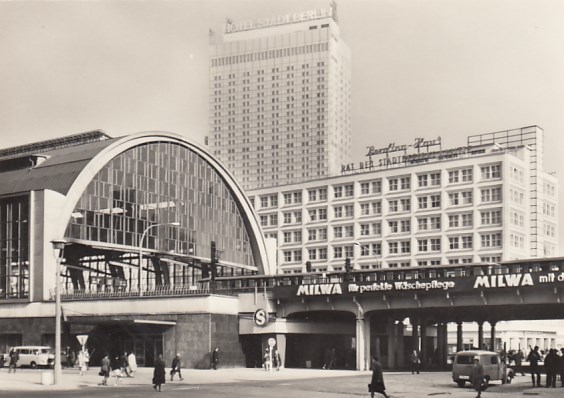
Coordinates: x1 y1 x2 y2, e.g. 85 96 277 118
0 130 273 368
0 126 562 372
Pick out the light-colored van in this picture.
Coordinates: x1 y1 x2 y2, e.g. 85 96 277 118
10 346 54 368
452 350 513 388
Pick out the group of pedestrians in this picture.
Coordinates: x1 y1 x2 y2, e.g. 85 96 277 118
98 347 221 390
152 348 220 391
527 345 564 388
263 347 281 371
99 351 137 386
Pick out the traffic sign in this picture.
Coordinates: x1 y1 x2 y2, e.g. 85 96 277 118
268 338 276 347
76 335 88 346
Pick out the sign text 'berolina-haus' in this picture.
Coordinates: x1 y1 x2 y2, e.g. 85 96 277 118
341 136 470 175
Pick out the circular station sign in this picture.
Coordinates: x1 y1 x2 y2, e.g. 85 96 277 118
253 308 268 327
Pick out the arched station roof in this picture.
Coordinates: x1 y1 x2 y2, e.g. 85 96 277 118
0 131 269 274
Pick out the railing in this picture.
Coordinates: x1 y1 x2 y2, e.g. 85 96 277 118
49 258 564 301
50 283 237 301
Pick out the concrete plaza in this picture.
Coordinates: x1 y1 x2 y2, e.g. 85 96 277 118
0 366 563 397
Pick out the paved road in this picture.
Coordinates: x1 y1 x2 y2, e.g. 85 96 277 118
0 367 562 398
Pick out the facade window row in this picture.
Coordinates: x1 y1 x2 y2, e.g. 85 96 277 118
253 162 505 210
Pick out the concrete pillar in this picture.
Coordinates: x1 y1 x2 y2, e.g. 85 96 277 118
395 319 405 368
387 317 396 369
356 315 366 371
490 321 496 351
420 318 427 366
276 333 287 368
411 318 419 351
456 322 463 352
363 314 371 370
437 323 448 369
478 322 484 350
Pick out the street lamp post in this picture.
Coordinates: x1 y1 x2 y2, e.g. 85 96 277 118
50 239 68 386
138 222 180 296
353 242 381 268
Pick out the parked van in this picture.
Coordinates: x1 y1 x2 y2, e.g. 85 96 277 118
10 346 54 368
452 350 513 388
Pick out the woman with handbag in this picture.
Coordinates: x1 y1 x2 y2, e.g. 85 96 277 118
99 354 110 386
369 355 389 398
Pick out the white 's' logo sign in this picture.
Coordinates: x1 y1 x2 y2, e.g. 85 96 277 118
253 308 268 326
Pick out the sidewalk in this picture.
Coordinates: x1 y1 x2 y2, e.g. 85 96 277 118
1 366 563 398
0 366 363 391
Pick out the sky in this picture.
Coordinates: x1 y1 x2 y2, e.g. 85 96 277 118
1 0 563 251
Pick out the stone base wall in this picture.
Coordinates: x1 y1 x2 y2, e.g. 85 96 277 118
0 313 246 369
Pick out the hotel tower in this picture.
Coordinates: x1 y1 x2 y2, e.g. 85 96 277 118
208 3 352 190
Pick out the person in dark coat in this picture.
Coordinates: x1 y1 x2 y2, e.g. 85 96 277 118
559 348 564 387
471 358 486 398
527 346 542 387
544 349 558 388
8 348 19 373
120 352 131 377
410 349 421 374
153 354 166 392
369 356 389 398
100 354 111 386
212 347 219 370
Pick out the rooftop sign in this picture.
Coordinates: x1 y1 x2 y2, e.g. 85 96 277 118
225 7 334 34
341 136 470 175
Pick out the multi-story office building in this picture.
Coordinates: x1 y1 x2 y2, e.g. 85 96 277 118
208 3 352 190
247 126 559 273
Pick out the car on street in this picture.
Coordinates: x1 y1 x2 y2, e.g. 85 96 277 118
452 350 514 388
6 346 55 369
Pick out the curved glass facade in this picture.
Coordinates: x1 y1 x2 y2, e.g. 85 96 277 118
65 141 255 271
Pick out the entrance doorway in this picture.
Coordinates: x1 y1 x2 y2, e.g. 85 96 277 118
124 334 163 367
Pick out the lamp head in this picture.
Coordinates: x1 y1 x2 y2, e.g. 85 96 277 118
169 222 180 227
50 239 68 259
51 239 68 251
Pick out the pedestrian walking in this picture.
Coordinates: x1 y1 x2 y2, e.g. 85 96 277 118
410 349 421 374
471 358 486 398
99 354 111 386
212 347 219 370
110 355 122 386
120 352 132 377
559 348 564 387
263 347 272 371
527 346 542 387
170 353 183 381
273 349 281 371
514 349 525 376
127 351 137 375
77 350 87 376
153 354 166 392
369 355 389 398
328 347 337 369
8 348 18 373
65 346 72 368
